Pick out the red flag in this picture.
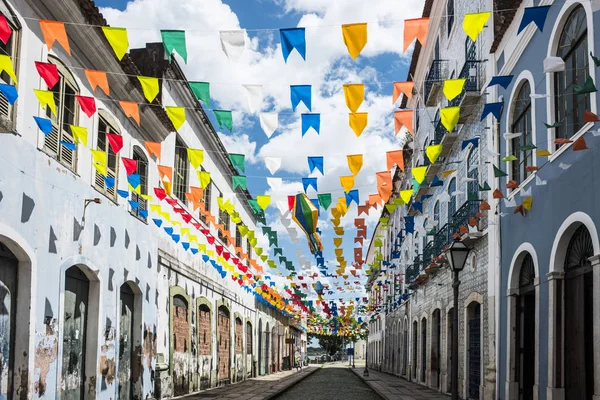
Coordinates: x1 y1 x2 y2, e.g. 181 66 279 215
0 15 12 44
154 187 167 201
35 62 59 89
288 195 295 211
76 95 96 117
106 133 123 153
121 158 137 175
182 213 192 223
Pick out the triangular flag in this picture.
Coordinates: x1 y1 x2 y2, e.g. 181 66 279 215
187 149 204 169
161 30 187 63
426 144 443 164
0 84 16 105
441 107 460 132
522 196 533 211
403 18 429 52
70 125 88 147
232 175 247 191
219 30 246 61
84 70 110 95
463 12 491 42
573 136 588 151
198 171 211 188
318 193 332 210
102 27 129 61
34 90 56 115
573 77 597 95
257 195 270 210
400 189 413 204
308 156 324 175
265 157 281 175
280 28 306 62
76 96 96 118
144 141 161 160
0 15 11 45
138 76 160 103
347 154 363 176
106 133 123 153
443 78 466 101
342 23 367 59
242 85 263 113
386 150 404 171
343 84 364 113
166 106 186 131
340 176 355 192
290 85 311 111
214 110 233 132
229 153 245 173
349 113 368 136
493 165 508 177
121 158 137 175
40 20 70 55
259 112 278 138
394 110 413 135
189 82 210 106
33 116 53 135
34 61 57 89
518 6 551 34
302 113 320 136
393 81 414 103
412 166 427 184
119 101 140 125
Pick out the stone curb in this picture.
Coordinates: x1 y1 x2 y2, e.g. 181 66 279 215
349 367 386 400
263 365 323 399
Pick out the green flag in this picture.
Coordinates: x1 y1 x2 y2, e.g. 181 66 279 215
189 82 210 106
493 165 508 177
262 227 272 235
161 30 187 63
214 110 233 132
274 248 283 256
232 175 246 191
248 199 261 214
229 153 245 173
317 193 332 210
574 77 597 95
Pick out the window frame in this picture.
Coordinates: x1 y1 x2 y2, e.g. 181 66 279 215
173 136 189 204
446 0 454 36
93 112 120 200
216 188 230 243
0 0 20 130
510 81 533 185
131 145 149 222
466 146 480 198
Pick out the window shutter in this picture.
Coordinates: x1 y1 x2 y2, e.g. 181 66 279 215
59 126 75 170
44 123 60 158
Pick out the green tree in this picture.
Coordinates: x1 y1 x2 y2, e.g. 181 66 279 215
315 335 344 356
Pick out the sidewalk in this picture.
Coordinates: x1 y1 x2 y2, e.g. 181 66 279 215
351 361 449 400
178 366 320 400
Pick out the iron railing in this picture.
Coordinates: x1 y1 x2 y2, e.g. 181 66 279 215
405 263 419 284
425 60 446 102
434 118 446 143
449 200 482 236
449 60 483 107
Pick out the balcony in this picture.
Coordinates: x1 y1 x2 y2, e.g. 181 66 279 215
433 117 459 159
449 60 484 123
424 60 448 106
449 199 487 246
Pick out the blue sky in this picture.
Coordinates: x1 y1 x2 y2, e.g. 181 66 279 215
98 0 419 303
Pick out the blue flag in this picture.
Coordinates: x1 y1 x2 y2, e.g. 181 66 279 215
307 156 324 174
462 137 480 150
302 177 318 192
127 173 141 190
488 75 514 89
0 84 17 105
345 189 359 206
33 116 53 136
60 141 76 151
280 28 306 62
104 176 115 189
302 113 320 136
291 85 311 111
518 6 551 34
481 102 504 121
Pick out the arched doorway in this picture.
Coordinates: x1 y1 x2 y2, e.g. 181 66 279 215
563 225 594 399
197 303 212 389
402 320 408 377
235 317 243 382
0 242 18 399
421 317 427 383
271 325 277 373
431 309 441 390
467 302 481 400
264 323 270 375
217 306 231 384
117 282 142 400
516 254 535 400
171 294 190 396
246 322 253 378
258 319 262 375
412 321 418 380
446 307 454 393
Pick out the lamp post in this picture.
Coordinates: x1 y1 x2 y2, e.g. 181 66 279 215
364 335 369 376
352 339 356 368
445 240 471 400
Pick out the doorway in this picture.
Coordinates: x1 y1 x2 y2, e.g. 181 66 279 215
412 321 418 380
432 310 441 390
467 303 481 400
118 283 135 400
516 254 535 400
0 242 18 399
421 318 427 383
217 306 231 384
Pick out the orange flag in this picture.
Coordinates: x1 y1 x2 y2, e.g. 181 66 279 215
392 81 414 103
368 194 382 207
157 165 172 182
85 70 110 95
120 101 140 125
40 20 71 55
376 171 392 202
403 17 429 52
394 110 413 135
386 150 404 171
145 141 161 160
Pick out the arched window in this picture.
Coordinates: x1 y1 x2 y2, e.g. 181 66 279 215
246 322 252 355
132 146 148 220
447 0 454 34
467 147 479 198
433 201 440 226
198 304 211 356
0 0 21 128
173 136 189 203
448 178 457 220
43 56 79 171
511 81 533 184
554 5 589 141
94 111 120 199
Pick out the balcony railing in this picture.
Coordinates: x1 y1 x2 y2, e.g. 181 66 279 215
425 60 447 105
449 199 482 236
434 118 446 144
449 60 484 114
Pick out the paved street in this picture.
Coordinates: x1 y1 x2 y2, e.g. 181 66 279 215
274 363 381 400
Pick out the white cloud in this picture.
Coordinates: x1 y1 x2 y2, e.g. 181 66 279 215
217 132 258 163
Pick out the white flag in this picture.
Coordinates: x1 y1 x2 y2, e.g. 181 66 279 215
543 56 565 73
266 177 283 192
264 156 281 175
503 132 522 140
220 30 246 61
504 198 516 208
243 85 263 113
260 112 278 138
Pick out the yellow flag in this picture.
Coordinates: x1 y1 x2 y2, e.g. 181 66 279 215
347 154 363 176
34 90 56 115
443 169 457 178
463 12 491 42
537 149 552 157
166 106 186 131
238 225 249 236
0 55 17 84
141 194 152 201
426 144 443 164
102 27 129 61
90 149 106 166
92 162 107 176
334 238 343 247
443 78 466 101
342 23 368 59
187 149 204 169
257 195 270 210
523 196 533 211
197 171 211 188
217 197 225 211
441 107 460 132
70 125 88 147
343 84 364 113
340 175 355 192
412 166 427 184
181 227 190 237
138 76 160 103
150 204 161 213
400 189 413 204
349 112 368 136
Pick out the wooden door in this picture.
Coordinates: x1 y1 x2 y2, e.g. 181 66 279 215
421 320 427 382
62 267 89 400
118 284 135 400
518 292 535 400
217 307 230 382
0 244 18 400
468 304 481 400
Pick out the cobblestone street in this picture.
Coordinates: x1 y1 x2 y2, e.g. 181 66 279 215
274 363 381 400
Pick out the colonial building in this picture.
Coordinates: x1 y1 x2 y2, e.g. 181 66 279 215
0 0 303 399
491 1 600 399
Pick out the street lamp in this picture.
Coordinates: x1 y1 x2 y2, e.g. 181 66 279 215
446 240 471 400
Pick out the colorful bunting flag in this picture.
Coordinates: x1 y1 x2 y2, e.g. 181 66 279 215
187 149 204 169
488 75 513 89
318 193 332 210
70 125 88 147
34 62 57 89
392 81 414 103
219 30 246 61
85 70 110 95
232 175 247 191
280 28 306 62
426 144 443 164
386 150 404 171
441 107 460 132
34 90 56 115
340 175 355 192
349 112 367 136
403 17 429 52
342 23 368 59
144 141 161 160
394 110 413 135
198 171 211 188
481 102 504 121
518 6 551 34
290 85 311 111
443 78 466 101
214 110 233 132
302 177 318 192
0 15 11 45
102 27 129 61
0 84 17 105
308 156 324 175
343 84 364 113
166 106 186 131
242 84 263 113
33 116 52 135
259 112 278 138
400 189 413 204
257 195 271 210
75 96 96 118
121 158 137 175
229 153 245 173
189 82 210 106
463 12 491 42
40 20 70 55
302 113 320 136
412 166 427 184
106 133 123 153
161 30 187 63
119 101 140 125
347 154 363 176
138 76 159 103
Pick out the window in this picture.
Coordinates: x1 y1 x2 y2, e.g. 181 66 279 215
173 137 189 203
94 113 120 199
132 146 148 221
43 58 78 171
415 107 420 134
448 178 457 221
433 201 440 226
200 167 211 223
511 82 533 184
0 1 20 129
467 147 479 198
447 0 454 35
235 224 243 248
554 5 589 140
247 237 252 260
216 188 230 242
